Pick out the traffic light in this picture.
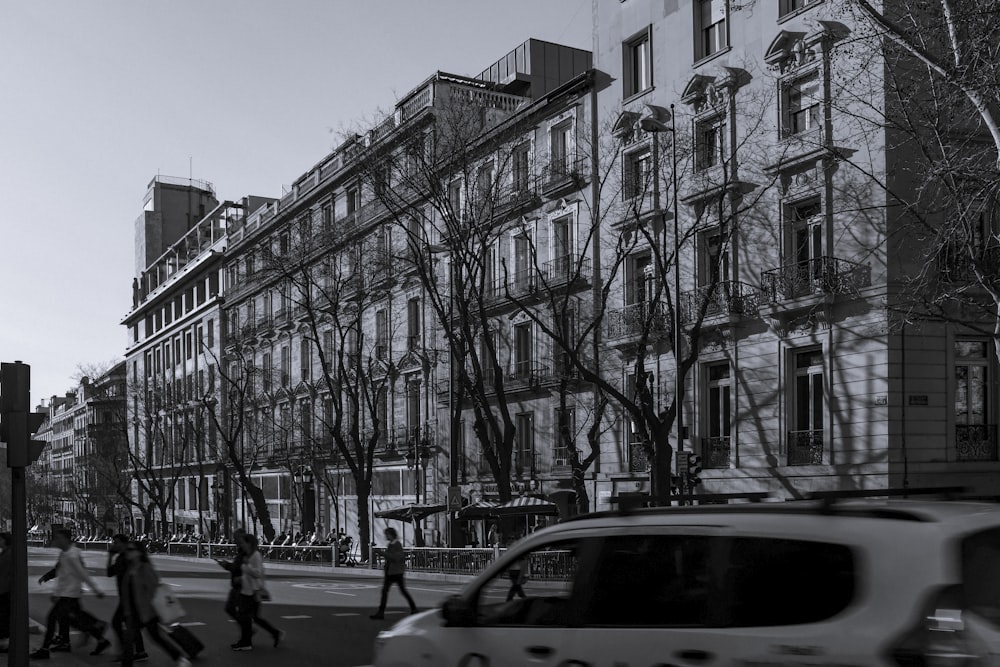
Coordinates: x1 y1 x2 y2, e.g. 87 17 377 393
2 361 47 467
687 452 703 487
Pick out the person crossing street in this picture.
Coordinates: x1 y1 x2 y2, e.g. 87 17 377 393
370 527 417 620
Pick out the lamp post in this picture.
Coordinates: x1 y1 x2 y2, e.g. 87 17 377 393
292 466 315 534
405 435 432 547
639 104 683 502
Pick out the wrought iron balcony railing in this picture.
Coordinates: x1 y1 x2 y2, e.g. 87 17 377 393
761 257 870 302
703 436 731 469
543 255 592 288
956 424 998 462
680 281 759 323
542 156 585 192
787 429 823 465
606 301 671 340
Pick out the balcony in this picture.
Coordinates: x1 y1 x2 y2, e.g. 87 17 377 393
761 257 870 303
956 424 998 462
256 315 274 336
543 255 592 291
273 308 292 329
680 281 759 325
541 157 586 196
606 302 671 342
787 429 823 466
702 436 731 469
541 356 579 386
506 362 547 392
496 180 540 216
497 269 539 301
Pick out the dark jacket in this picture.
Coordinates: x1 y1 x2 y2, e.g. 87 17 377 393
384 540 406 576
107 553 128 595
122 561 160 625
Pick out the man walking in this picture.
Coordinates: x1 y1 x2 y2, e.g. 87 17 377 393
370 527 417 620
31 529 110 659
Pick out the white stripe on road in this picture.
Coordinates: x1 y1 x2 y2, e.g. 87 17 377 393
323 590 357 596
177 622 206 627
406 586 459 594
333 613 359 617
280 615 311 619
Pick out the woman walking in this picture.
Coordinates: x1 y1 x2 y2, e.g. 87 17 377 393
231 533 284 651
120 541 190 667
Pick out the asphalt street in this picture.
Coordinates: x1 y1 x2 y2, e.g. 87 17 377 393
2 547 464 667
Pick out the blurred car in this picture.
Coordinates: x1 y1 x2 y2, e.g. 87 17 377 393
372 495 1000 666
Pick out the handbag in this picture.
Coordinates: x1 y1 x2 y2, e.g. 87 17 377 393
152 584 186 624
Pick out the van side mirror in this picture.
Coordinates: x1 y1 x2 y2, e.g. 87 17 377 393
441 595 476 627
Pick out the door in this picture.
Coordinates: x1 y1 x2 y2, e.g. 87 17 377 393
431 536 596 666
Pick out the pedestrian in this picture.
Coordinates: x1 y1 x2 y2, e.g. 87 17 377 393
505 556 528 601
107 534 147 662
231 533 284 651
119 541 190 667
214 527 246 624
0 532 12 653
370 527 417 620
30 528 110 660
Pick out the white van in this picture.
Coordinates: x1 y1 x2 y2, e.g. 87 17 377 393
372 498 1000 667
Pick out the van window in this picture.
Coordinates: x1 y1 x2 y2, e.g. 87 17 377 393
723 537 855 626
962 528 1000 626
583 534 712 626
475 539 585 627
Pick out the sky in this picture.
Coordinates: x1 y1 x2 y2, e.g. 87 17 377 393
0 0 593 402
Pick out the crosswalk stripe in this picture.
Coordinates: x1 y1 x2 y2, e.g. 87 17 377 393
333 613 359 617
177 622 206 627
280 615 311 619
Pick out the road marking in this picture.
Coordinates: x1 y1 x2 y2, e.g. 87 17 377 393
280 615 311 619
323 590 357 597
292 582 376 591
164 582 181 587
177 622 206 627
333 613 359 617
407 586 459 594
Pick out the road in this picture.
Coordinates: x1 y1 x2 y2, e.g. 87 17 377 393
4 547 463 667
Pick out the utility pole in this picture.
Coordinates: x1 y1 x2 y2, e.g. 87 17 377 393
2 361 48 667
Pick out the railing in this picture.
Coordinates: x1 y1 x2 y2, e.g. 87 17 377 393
703 436 731 469
956 424 999 461
496 269 537 300
787 429 823 465
399 83 433 121
542 156 586 191
507 363 547 390
273 308 291 328
680 281 759 323
606 302 671 340
543 255 592 288
761 257 871 302
496 180 539 211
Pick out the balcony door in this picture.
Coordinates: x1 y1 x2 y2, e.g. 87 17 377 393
955 340 997 461
789 348 824 465
790 200 823 294
513 232 533 292
552 215 572 278
704 362 731 468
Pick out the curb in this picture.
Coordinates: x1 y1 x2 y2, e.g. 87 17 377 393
150 553 479 585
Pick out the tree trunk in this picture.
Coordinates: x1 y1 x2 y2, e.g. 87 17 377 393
357 481 371 563
243 481 276 542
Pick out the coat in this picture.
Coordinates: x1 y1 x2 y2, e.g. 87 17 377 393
384 540 406 576
122 560 160 625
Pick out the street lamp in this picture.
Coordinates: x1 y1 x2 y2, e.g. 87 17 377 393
639 103 684 502
292 466 315 534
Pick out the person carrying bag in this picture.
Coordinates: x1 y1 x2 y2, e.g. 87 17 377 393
231 533 283 651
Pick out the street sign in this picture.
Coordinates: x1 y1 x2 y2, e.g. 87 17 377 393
447 486 463 511
676 454 689 476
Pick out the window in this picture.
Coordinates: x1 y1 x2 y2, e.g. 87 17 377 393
406 379 421 443
322 204 333 234
512 232 534 293
448 179 463 221
474 538 585 626
552 215 573 277
550 120 573 176
299 399 312 442
696 115 727 170
624 147 652 199
375 309 388 360
955 341 996 461
512 141 531 194
346 186 360 216
262 353 272 392
554 407 575 465
699 225 730 287
789 199 824 295
300 339 311 382
476 161 494 204
185 331 193 359
406 297 420 351
280 345 290 387
623 27 652 98
779 0 811 17
513 322 532 380
515 412 534 475
703 362 731 468
279 232 290 255
626 252 652 307
376 387 388 445
698 0 729 59
789 348 824 465
784 72 821 136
